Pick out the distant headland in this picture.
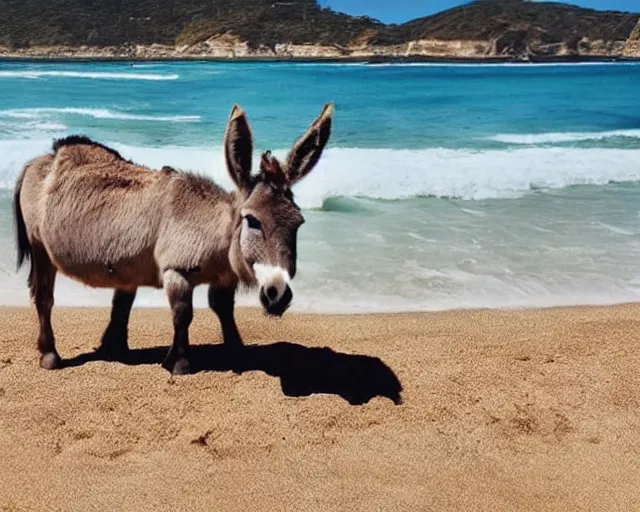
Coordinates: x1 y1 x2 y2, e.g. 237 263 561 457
1 0 639 62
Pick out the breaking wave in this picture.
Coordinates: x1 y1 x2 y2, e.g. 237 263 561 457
490 129 640 145
1 141 639 208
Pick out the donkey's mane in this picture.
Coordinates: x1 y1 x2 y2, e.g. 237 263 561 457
251 171 297 206
52 135 129 162
254 151 297 206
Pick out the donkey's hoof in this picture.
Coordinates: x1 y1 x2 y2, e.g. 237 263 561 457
96 344 129 362
40 352 62 370
171 358 191 376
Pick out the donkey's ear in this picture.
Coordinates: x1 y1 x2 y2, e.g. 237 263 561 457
285 102 334 185
224 104 253 190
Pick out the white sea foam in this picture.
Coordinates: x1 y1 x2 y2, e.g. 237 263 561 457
596 222 635 236
33 122 68 131
490 129 640 144
1 141 640 206
0 70 179 80
0 108 200 122
0 112 39 119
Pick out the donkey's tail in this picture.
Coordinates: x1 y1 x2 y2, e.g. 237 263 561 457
13 169 34 289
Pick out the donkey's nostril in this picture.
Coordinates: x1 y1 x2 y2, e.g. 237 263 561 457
266 286 278 301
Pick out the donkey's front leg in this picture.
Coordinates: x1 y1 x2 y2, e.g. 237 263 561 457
162 270 193 375
208 286 243 348
98 289 137 361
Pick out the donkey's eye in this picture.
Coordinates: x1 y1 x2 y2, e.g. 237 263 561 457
244 214 262 231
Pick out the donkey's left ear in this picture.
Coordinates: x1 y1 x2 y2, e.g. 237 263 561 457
224 104 253 190
285 102 334 185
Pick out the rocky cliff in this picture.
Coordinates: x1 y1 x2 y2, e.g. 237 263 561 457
624 18 640 56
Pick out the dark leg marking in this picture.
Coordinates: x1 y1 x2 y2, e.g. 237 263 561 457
97 289 137 361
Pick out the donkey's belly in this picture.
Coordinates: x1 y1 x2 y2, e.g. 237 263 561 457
49 250 162 290
41 182 163 290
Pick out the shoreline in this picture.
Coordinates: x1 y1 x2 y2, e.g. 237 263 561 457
3 299 640 316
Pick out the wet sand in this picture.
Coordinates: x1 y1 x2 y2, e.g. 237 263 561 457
1 304 639 511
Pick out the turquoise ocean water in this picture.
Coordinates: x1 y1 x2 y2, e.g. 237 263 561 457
1 61 640 312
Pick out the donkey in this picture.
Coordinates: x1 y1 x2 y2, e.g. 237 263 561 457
13 103 333 375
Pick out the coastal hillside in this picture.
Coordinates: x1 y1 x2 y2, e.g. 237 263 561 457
0 0 383 49
0 0 638 59
383 0 640 57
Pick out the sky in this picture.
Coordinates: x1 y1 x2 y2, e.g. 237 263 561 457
317 1 640 24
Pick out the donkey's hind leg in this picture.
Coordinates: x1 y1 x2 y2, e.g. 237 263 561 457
31 245 60 370
97 289 137 361
162 270 193 375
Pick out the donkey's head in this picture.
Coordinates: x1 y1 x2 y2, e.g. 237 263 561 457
224 103 333 316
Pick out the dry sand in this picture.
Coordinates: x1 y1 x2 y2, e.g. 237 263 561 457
0 304 639 511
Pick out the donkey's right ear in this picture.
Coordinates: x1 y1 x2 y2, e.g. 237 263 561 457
284 103 334 186
224 104 253 190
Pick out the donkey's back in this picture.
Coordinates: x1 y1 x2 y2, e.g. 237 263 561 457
19 136 234 290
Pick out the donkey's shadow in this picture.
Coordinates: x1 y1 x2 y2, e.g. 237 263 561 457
64 342 403 405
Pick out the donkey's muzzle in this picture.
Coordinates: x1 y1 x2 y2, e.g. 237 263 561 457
260 284 293 317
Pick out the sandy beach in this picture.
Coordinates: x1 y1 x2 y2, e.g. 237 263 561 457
0 304 639 511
